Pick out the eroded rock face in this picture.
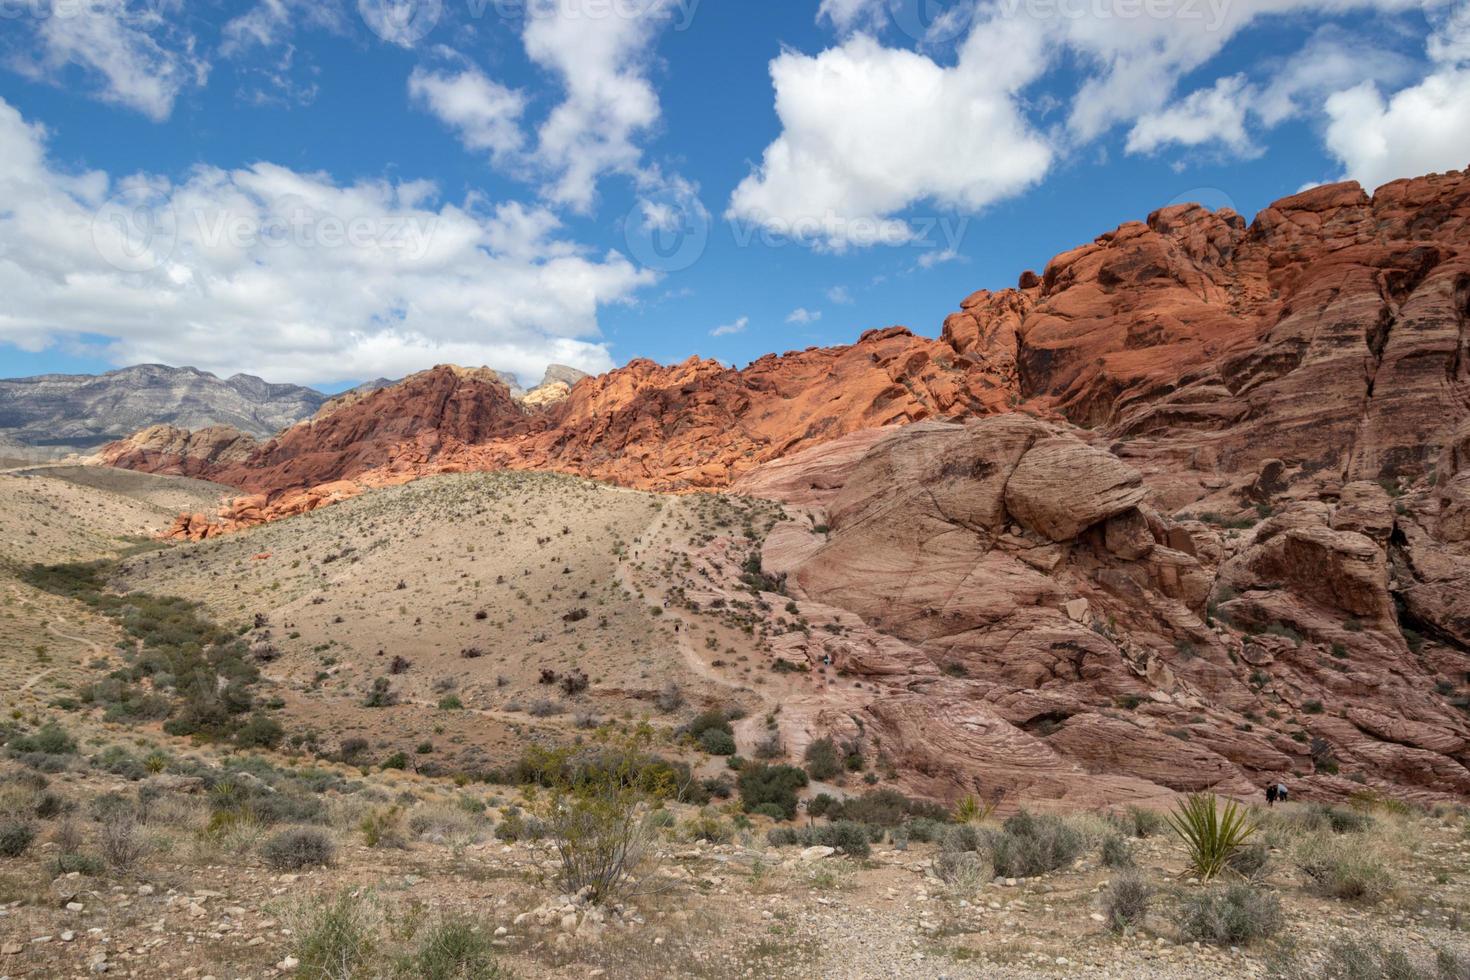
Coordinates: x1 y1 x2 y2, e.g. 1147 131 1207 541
752 416 1470 807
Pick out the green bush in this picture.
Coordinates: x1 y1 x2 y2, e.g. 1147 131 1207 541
1103 871 1152 933
699 728 737 756
737 763 808 820
234 713 284 750
764 821 873 857
0 819 36 857
396 917 506 980
803 737 840 781
261 827 336 870
824 788 948 827
1100 833 1134 868
1220 838 1268 879
7 721 77 756
1175 884 1282 946
1294 835 1394 903
290 888 378 979
985 811 1084 878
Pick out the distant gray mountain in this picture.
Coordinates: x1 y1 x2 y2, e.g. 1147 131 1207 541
0 365 329 452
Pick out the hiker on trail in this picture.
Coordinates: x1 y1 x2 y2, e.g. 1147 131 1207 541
1276 782 1289 804
1266 784 1278 806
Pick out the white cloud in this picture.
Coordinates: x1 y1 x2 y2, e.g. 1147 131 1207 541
786 307 821 324
10 0 208 121
827 285 854 305
1322 7 1470 192
413 2 678 214
710 316 749 337
521 0 673 212
1126 75 1257 156
221 0 347 54
916 246 963 269
409 65 527 169
727 21 1052 250
0 96 652 386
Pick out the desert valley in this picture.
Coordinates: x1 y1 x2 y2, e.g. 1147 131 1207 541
0 167 1469 977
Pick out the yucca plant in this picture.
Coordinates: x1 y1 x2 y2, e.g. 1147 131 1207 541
1166 793 1256 880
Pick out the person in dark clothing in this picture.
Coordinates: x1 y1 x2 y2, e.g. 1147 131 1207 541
1266 783 1279 806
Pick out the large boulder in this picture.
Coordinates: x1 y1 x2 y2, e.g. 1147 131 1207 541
1004 438 1149 541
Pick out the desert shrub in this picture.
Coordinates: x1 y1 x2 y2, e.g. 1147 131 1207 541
1166 793 1256 880
7 721 77 756
764 821 873 857
289 888 379 979
527 698 563 718
1294 834 1394 903
1111 806 1166 838
699 728 736 756
807 792 837 818
954 793 996 824
1300 939 1427 980
941 823 983 854
825 788 948 827
736 763 808 821
0 818 36 857
752 732 785 760
749 802 787 820
985 811 1084 878
364 677 398 708
682 709 733 740
397 916 506 980
1103 871 1153 933
803 737 840 781
904 817 943 843
234 713 284 750
493 808 545 843
261 827 336 870
1309 802 1374 834
824 820 872 858
1226 840 1271 880
359 806 407 849
655 682 684 713
1175 884 1283 946
684 810 732 845
1100 833 1134 868
933 850 990 895
408 805 484 846
520 728 673 904
99 818 147 872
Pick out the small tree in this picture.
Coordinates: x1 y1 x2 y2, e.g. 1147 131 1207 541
522 725 673 904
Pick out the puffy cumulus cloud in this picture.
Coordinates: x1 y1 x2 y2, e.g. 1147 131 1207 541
8 0 208 121
523 0 675 211
726 20 1052 251
1059 0 1430 143
786 307 821 324
412 1 679 214
0 97 652 386
1321 5 1470 192
409 64 528 168
1126 74 1257 156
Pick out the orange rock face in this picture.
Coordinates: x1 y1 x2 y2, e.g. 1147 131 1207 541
97 167 1470 805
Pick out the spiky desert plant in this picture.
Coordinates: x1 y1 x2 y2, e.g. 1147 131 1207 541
1166 793 1256 880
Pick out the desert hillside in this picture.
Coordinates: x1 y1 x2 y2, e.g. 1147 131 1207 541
2 466 1470 978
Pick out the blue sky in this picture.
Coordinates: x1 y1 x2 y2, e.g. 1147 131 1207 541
0 0 1466 391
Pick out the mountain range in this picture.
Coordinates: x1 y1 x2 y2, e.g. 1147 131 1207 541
90 167 1470 805
0 363 588 459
